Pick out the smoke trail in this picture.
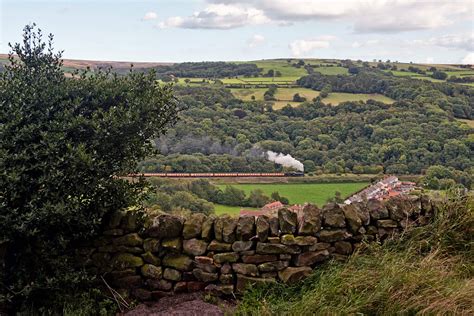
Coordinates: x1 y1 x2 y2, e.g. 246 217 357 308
266 151 304 172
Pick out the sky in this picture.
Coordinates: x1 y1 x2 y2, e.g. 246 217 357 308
1 0 473 64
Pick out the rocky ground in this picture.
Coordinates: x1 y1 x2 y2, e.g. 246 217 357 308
121 292 235 316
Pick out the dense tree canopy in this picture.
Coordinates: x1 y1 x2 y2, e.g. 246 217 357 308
136 61 262 79
140 84 472 186
0 25 178 311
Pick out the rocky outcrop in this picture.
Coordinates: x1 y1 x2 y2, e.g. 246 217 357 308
79 195 437 302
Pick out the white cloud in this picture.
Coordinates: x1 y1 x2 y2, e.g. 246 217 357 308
143 11 157 21
461 53 474 64
351 39 380 48
289 37 334 57
248 34 265 48
159 4 270 29
176 0 472 33
427 34 474 51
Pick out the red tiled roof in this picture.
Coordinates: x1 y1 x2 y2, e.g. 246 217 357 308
262 201 284 210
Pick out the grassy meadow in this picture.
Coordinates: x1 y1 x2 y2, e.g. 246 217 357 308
217 182 368 206
457 118 474 128
252 60 308 78
213 182 368 216
230 87 394 108
213 204 255 216
324 92 394 105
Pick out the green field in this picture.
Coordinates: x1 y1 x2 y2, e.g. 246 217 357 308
457 118 474 128
231 87 394 107
444 70 474 77
252 60 308 78
324 92 394 105
213 204 253 216
313 66 349 75
217 182 368 207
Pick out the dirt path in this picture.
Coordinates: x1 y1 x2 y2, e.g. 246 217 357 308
121 292 235 316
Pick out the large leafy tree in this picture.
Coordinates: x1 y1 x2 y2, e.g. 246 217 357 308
0 25 178 310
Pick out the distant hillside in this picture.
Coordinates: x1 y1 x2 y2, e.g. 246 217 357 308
0 53 173 73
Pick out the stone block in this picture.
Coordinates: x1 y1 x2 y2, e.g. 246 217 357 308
242 254 278 264
256 216 269 241
232 263 259 276
278 267 312 283
268 216 279 236
367 199 389 220
163 268 181 281
342 204 362 233
298 204 322 235
293 250 329 266
213 252 239 264
257 261 289 272
162 254 193 271
201 216 215 241
236 216 255 241
141 264 162 279
183 239 208 256
256 242 300 255
279 208 297 234
112 233 143 247
208 240 233 252
322 203 346 228
147 214 184 239
183 213 207 239
112 253 143 269
281 234 317 246
232 241 253 252
193 268 218 282
317 229 351 242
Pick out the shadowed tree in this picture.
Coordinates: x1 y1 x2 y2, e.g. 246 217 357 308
0 24 179 311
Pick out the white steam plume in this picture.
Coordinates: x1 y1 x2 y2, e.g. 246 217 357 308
266 151 304 172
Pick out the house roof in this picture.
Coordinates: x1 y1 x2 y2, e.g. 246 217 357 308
262 201 284 210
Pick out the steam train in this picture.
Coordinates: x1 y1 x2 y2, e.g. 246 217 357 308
132 172 304 178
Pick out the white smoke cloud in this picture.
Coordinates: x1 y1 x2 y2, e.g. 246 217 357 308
266 151 304 172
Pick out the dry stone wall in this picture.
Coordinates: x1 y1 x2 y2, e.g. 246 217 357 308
81 194 437 301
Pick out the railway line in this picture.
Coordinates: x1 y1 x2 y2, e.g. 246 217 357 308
130 172 304 178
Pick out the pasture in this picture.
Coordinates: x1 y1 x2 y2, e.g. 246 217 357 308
213 204 256 216
324 92 395 104
313 66 349 75
230 87 395 107
216 182 369 208
457 118 474 128
252 60 308 78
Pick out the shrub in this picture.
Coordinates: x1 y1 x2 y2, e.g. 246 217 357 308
0 25 178 312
